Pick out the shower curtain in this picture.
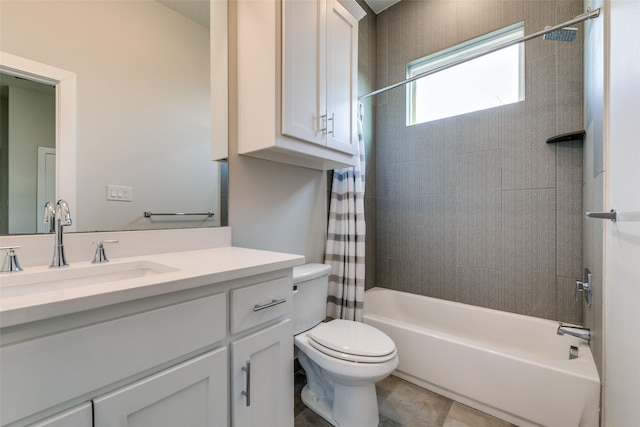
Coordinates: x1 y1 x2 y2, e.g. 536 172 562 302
324 103 366 322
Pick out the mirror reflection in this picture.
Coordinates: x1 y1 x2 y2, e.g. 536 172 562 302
0 0 228 235
0 73 56 234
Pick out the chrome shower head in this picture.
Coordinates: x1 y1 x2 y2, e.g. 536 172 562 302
543 26 578 42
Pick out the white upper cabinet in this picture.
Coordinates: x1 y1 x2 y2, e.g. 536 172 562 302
234 0 365 170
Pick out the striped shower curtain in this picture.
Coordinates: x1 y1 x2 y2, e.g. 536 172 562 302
324 103 366 322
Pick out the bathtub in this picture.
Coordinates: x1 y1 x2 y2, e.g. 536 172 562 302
363 288 600 427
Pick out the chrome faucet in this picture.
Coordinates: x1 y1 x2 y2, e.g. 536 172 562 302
43 202 55 233
557 323 591 341
44 199 72 268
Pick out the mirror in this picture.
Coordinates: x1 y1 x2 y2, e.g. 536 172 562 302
0 73 56 234
0 0 228 235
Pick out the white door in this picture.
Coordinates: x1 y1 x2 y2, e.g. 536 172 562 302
36 146 55 233
28 402 92 427
93 349 228 427
325 0 358 155
602 1 640 424
231 320 293 427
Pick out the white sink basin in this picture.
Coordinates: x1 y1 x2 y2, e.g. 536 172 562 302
0 261 179 298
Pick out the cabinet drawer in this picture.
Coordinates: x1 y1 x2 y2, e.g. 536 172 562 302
230 277 291 334
0 292 226 426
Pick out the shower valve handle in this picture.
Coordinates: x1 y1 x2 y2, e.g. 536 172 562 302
575 268 593 306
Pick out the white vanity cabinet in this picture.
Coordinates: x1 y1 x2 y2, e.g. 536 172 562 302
1 268 296 427
229 277 294 427
234 0 365 170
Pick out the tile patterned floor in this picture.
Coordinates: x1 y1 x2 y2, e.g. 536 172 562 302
294 371 517 427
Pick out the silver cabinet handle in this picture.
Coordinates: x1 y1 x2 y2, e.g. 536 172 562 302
241 361 251 407
320 114 328 134
328 112 335 136
253 298 287 312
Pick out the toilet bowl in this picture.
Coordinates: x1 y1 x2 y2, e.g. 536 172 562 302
293 264 399 427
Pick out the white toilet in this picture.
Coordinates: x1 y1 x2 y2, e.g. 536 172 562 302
293 263 398 427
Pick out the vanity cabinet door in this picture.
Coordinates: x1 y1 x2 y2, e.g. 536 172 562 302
93 348 228 427
231 319 294 427
28 403 92 427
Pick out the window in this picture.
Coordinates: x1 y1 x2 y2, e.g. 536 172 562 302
407 22 525 125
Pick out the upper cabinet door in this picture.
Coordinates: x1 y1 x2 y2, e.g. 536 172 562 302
282 0 326 146
325 0 359 155
93 349 228 427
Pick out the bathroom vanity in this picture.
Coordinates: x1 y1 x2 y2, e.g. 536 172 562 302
0 231 304 427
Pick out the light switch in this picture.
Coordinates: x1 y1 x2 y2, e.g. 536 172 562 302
107 185 133 202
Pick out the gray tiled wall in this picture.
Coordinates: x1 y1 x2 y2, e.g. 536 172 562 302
357 0 378 290
373 0 584 323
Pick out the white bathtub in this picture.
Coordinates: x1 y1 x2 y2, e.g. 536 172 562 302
363 288 600 427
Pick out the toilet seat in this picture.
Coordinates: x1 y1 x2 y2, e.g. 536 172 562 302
307 320 397 363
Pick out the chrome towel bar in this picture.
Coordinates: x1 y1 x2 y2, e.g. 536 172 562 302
144 211 214 218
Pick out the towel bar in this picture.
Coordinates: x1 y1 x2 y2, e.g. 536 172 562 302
144 211 214 218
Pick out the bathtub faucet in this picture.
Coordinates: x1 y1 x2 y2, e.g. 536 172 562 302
557 323 590 341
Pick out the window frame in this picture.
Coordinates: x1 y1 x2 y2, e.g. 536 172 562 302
407 22 525 126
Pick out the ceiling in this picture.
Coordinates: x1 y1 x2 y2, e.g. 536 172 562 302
364 0 402 14
157 0 403 27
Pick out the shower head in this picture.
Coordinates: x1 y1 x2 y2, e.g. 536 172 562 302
543 26 578 42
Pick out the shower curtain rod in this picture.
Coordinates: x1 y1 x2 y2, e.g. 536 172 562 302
359 8 601 100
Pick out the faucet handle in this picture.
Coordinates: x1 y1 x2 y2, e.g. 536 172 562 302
0 246 23 272
92 240 119 263
575 268 593 306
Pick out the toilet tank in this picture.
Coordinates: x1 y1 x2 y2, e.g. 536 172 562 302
293 263 332 335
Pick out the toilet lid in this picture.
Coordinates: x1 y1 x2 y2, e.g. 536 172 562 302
307 320 396 361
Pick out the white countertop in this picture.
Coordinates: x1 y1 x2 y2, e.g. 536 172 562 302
0 246 305 328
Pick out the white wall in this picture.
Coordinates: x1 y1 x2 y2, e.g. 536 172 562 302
229 153 327 262
0 0 219 232
602 0 640 424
